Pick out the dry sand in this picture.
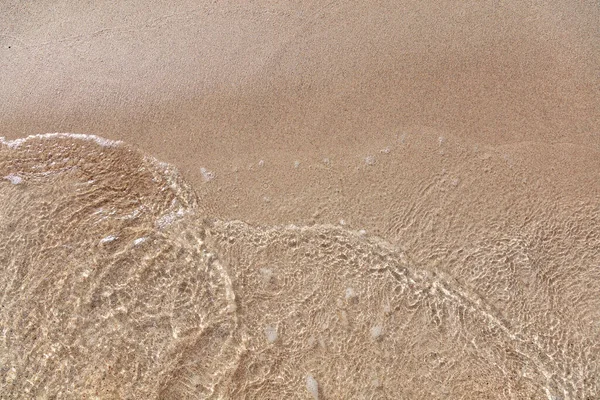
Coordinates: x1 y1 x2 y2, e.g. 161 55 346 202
1 1 599 399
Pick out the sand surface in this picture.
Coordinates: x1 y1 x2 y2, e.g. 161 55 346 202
1 0 599 227
1 1 600 399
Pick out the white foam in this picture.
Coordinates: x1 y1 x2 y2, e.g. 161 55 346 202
294 161 300 168
100 235 118 244
258 160 265 167
200 167 215 182
0 133 123 149
156 213 176 229
264 325 278 343
370 325 384 340
133 237 148 246
3 174 22 184
306 374 319 399
345 287 357 300
365 155 376 165
260 268 273 284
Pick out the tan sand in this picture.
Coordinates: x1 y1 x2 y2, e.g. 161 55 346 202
1 1 599 398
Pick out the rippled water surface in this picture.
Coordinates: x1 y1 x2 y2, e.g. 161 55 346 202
1 135 599 399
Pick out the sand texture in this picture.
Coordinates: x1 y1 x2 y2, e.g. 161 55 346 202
1 1 599 399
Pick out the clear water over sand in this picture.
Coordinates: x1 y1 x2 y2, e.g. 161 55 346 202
1 134 599 399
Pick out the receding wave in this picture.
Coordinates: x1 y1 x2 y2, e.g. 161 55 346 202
1 134 597 399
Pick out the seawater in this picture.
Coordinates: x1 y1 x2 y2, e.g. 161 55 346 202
1 134 597 399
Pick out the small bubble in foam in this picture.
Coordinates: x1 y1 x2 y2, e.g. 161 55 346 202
345 287 356 300
383 303 392 314
306 374 319 399
264 325 278 343
100 235 118 244
370 325 384 340
4 174 22 185
200 167 215 182
294 160 300 168
157 214 175 229
260 268 273 284
133 237 148 246
365 155 376 165
258 160 265 167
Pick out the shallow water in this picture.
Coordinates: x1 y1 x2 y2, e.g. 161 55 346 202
1 134 599 399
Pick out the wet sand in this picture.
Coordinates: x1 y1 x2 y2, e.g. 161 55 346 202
1 1 600 398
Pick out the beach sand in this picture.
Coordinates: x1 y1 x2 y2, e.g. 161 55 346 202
1 1 599 398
